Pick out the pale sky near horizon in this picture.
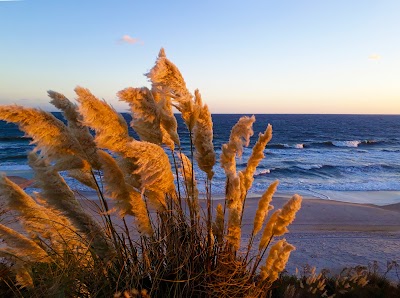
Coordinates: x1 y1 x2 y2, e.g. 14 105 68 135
1 0 399 114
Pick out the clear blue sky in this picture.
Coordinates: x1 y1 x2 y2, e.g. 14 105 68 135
1 0 399 114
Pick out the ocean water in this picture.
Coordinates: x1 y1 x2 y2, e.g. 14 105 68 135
1 113 399 202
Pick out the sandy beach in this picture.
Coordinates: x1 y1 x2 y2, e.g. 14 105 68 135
70 190 400 280
235 195 400 278
2 184 399 280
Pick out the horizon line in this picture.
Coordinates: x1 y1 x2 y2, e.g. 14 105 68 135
45 111 400 116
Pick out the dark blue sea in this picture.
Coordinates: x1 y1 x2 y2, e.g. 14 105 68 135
1 114 399 203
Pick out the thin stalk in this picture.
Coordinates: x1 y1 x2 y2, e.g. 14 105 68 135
122 216 136 257
250 235 274 277
243 227 256 263
188 129 197 226
90 169 121 258
171 149 183 211
222 177 229 235
239 190 249 225
178 146 193 223
206 178 214 270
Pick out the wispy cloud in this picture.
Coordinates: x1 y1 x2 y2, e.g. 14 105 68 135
0 0 23 2
368 54 381 61
118 35 143 45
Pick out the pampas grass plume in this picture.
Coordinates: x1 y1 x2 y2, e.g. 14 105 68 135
48 90 100 169
192 90 216 179
259 210 281 250
273 194 302 236
123 140 175 211
75 86 131 153
179 152 199 216
0 174 63 242
146 48 191 100
98 150 153 236
225 207 241 250
220 115 255 179
260 239 295 283
0 224 50 263
241 124 272 191
253 180 278 235
213 203 224 243
227 115 255 158
28 152 112 258
117 87 163 145
0 105 86 171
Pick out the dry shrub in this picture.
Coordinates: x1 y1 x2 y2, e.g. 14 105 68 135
0 49 302 297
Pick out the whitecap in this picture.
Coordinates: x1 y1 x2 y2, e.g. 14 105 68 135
283 143 304 149
296 164 324 170
255 169 271 176
332 140 361 148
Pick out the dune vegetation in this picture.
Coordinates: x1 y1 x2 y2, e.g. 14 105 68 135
0 49 397 297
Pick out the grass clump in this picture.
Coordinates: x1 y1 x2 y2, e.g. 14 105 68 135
272 263 400 297
0 49 303 297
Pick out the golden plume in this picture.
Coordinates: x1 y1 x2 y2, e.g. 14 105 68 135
75 86 131 153
252 180 278 236
192 90 216 180
48 90 100 169
0 105 87 171
97 150 153 236
260 239 295 282
241 124 272 192
28 152 113 258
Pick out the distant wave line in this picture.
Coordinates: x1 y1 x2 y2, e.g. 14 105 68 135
267 139 385 149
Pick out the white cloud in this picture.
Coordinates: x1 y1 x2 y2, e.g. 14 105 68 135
119 35 143 45
368 54 381 60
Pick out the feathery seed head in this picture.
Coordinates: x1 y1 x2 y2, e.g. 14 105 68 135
253 180 278 236
48 90 100 169
273 194 302 236
0 105 87 170
179 152 199 215
192 91 216 179
220 115 255 180
0 174 66 242
259 210 281 250
98 150 153 235
260 239 295 282
118 87 163 145
28 152 113 258
119 140 175 211
0 223 50 263
241 124 272 191
228 115 256 157
146 48 191 100
157 95 180 148
213 203 225 243
225 207 241 250
75 86 131 153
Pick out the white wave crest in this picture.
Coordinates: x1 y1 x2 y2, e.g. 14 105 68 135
332 140 361 148
255 169 270 175
297 164 324 170
283 143 304 149
294 143 304 149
